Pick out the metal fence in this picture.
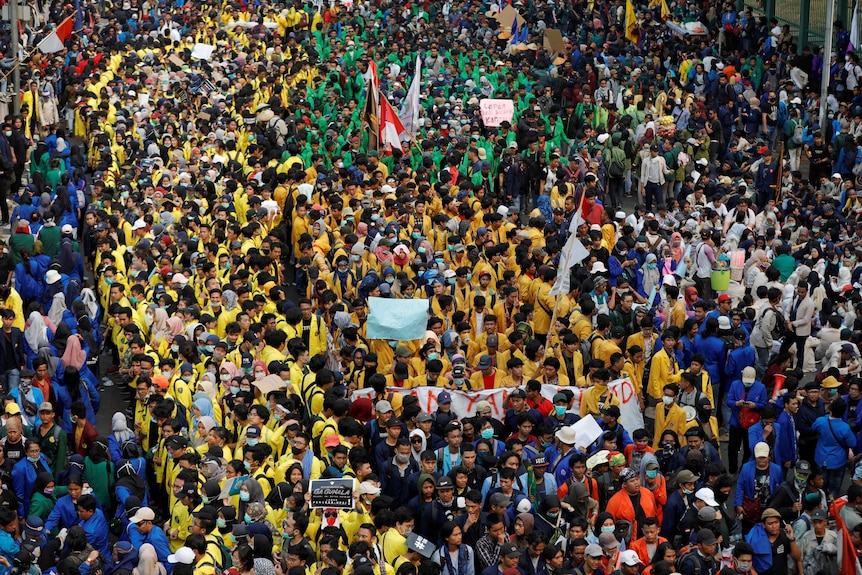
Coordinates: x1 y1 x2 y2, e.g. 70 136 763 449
743 0 856 51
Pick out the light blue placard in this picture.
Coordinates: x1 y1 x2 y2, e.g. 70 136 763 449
366 297 430 341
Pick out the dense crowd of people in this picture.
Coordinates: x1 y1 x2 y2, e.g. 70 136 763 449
0 0 861 574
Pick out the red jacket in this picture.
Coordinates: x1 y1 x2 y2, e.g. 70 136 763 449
73 421 99 456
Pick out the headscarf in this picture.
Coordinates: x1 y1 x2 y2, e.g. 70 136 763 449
33 472 54 497
48 291 68 326
61 334 87 370
640 253 660 298
116 459 147 503
52 322 72 356
684 286 700 307
24 311 49 351
134 544 165 575
670 232 685 263
196 379 220 406
150 308 170 342
112 412 135 443
410 429 427 461
222 290 238 311
57 238 78 275
167 316 185 337
266 482 292 510
238 477 265 517
186 322 204 342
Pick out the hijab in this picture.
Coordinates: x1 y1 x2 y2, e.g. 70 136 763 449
116 459 147 503
112 412 135 443
48 291 68 326
24 311 49 351
61 333 87 371
52 322 72 356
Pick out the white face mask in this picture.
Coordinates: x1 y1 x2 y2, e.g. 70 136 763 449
220 373 231 382
145 313 154 326
662 396 674 406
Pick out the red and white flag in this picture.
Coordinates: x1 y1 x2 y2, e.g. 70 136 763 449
380 94 405 151
38 16 73 53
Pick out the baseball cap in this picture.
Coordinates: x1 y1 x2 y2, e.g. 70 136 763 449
4 403 20 415
601 405 621 418
437 392 452 404
598 532 619 548
168 547 195 565
501 543 520 558
753 442 770 458
38 402 53 413
619 468 638 482
697 529 717 545
717 294 731 303
761 508 782 521
742 366 756 384
376 400 394 413
619 550 642 566
405 533 436 559
695 487 718 507
129 507 156 524
676 469 698 484
436 477 454 490
417 413 434 423
489 493 511 508
796 460 812 475
584 544 603 558
698 506 718 521
811 509 829 521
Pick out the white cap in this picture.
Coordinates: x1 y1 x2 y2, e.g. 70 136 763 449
619 550 643 566
172 273 188 285
61 224 73 234
45 270 61 285
497 206 509 216
131 219 147 230
591 262 608 274
167 547 195 565
754 442 771 458
597 133 610 144
742 366 756 384
614 210 626 220
696 158 709 166
833 173 843 179
694 487 718 507
791 97 802 104
358 481 378 496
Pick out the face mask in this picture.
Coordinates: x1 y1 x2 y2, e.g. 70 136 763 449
240 491 250 501
105 278 114 285
145 313 154 326
481 429 494 440
683 489 694 495
794 474 808 483
243 461 252 472
27 456 38 463
44 488 53 495
830 388 838 396
171 345 179 353
601 526 615 533
3 131 10 138
217 518 226 528
161 370 172 379
181 375 192 382
204 345 215 354
81 487 93 496
254 371 266 380
395 454 410 464
291 446 304 457
477 450 490 459
247 439 259 447
221 373 231 382
428 353 439 361
244 513 251 524
201 495 210 505
662 396 674 405
647 263 657 269
646 470 658 479
447 278 456 285
230 386 240 394
412 232 421 239
351 254 361 262
737 561 752 573
555 406 567 417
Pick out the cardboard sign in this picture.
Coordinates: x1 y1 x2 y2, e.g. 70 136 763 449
495 5 526 29
168 54 185 68
310 478 356 509
191 43 215 60
480 99 515 127
543 28 566 54
252 374 286 395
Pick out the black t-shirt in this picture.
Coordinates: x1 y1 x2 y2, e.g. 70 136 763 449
761 532 791 575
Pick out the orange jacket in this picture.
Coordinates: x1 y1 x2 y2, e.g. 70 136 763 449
629 536 669 566
605 487 660 538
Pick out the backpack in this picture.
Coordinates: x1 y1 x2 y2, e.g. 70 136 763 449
792 121 803 145
266 117 284 148
675 550 702 575
608 149 626 178
758 306 787 340
581 333 601 361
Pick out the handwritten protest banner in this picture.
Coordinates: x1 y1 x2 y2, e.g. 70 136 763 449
480 99 515 127
366 297 429 340
353 378 643 440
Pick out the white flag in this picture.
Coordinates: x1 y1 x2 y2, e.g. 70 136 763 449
550 216 590 296
399 54 422 135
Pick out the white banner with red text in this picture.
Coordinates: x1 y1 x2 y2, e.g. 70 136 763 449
351 378 643 437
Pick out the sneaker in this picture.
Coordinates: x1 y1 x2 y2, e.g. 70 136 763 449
102 379 114 387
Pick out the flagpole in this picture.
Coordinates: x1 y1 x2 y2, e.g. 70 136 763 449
11 0 20 114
